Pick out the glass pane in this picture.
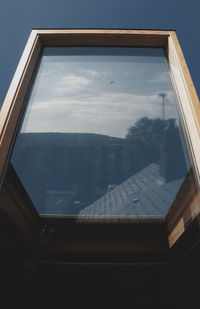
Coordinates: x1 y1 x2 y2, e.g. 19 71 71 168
10 47 193 217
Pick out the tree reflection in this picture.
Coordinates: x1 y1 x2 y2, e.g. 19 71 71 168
126 117 166 174
126 117 188 182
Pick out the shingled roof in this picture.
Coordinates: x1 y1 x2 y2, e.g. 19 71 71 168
79 163 184 217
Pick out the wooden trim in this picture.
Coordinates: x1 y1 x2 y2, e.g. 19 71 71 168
38 29 169 47
0 31 38 135
169 213 200 260
0 164 39 244
38 216 168 257
0 31 41 180
41 214 165 223
169 31 200 127
168 32 200 181
37 29 170 35
166 32 200 246
166 168 200 247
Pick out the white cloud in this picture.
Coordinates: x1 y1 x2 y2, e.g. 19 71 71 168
80 69 101 77
150 71 170 83
55 74 91 95
21 89 179 138
58 74 91 88
21 54 179 137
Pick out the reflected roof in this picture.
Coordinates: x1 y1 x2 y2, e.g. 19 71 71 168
79 163 184 218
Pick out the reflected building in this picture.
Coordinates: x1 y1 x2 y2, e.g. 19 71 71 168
11 116 189 216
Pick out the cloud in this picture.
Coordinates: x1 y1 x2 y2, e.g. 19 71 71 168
58 74 91 88
21 54 179 137
54 74 92 96
150 71 169 83
21 89 179 138
80 69 101 77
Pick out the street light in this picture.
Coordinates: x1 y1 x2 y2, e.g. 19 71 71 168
158 93 167 120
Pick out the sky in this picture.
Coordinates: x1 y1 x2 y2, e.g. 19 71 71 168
0 0 199 109
21 47 178 137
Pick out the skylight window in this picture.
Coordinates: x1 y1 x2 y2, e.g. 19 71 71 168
0 30 199 251
10 46 193 218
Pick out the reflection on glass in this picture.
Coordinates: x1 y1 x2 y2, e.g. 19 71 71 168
11 47 193 216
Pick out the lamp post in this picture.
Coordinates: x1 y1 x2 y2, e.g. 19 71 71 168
158 93 166 120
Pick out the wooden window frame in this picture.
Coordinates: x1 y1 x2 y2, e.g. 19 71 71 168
0 29 200 262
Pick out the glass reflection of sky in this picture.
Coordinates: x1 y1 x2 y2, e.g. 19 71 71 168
21 47 179 138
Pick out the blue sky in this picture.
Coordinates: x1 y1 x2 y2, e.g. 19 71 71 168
0 0 199 107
